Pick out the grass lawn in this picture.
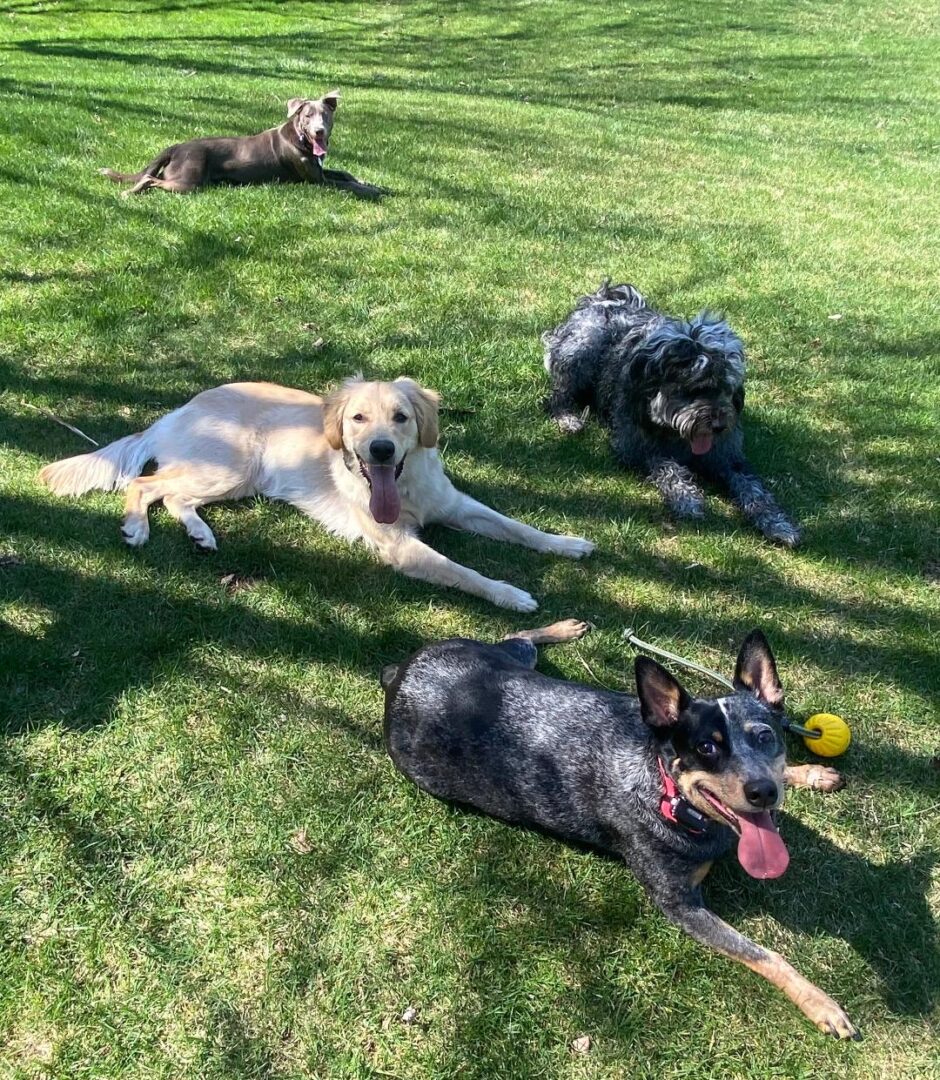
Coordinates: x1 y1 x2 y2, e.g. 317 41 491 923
1 0 939 1075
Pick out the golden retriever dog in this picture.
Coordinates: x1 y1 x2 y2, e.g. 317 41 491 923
39 378 594 611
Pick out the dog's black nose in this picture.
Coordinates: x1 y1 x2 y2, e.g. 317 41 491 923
370 439 395 463
743 779 778 808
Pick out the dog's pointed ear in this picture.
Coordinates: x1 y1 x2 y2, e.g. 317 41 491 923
322 89 340 112
733 630 784 709
287 98 306 118
635 656 689 729
322 383 350 451
396 378 440 448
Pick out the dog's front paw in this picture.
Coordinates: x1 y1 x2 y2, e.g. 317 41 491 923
489 582 538 613
802 988 860 1040
762 516 801 548
554 535 595 559
667 497 705 520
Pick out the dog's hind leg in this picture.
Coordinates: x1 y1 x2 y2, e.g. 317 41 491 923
648 458 706 519
121 468 187 546
163 494 218 552
122 468 228 550
504 619 592 646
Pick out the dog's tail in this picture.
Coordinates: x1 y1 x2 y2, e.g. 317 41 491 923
380 663 400 690
574 279 647 311
99 149 172 185
39 431 154 497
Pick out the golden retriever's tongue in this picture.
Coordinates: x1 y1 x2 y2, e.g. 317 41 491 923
736 811 790 879
690 433 714 455
367 464 400 524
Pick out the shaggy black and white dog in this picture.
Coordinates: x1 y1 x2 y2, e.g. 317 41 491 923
542 282 801 546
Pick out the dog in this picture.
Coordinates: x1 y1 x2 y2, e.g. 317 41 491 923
100 90 386 198
383 621 858 1038
542 282 801 546
39 378 594 611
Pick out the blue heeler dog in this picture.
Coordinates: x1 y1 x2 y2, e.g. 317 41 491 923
542 282 801 546
383 619 857 1038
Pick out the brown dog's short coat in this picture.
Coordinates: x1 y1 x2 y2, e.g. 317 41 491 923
101 91 386 198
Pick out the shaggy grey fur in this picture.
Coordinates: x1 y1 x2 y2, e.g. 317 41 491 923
542 281 800 546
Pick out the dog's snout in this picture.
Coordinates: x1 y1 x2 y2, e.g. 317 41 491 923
743 778 778 808
369 438 396 463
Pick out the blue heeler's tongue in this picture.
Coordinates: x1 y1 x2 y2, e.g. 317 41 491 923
736 810 790 879
367 463 400 524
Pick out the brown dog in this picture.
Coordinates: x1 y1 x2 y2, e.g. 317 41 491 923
100 91 386 198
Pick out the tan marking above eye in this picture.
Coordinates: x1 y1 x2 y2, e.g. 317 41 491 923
711 731 724 743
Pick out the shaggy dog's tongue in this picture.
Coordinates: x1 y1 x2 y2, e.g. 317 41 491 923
690 432 714 455
367 463 400 524
736 811 790 879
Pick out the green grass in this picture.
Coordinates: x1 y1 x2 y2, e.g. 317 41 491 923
1 0 938 1075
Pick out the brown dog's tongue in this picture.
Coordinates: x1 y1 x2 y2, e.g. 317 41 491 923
736 811 790 879
367 464 400 524
690 433 714 455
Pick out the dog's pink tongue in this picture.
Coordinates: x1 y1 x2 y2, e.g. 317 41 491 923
368 464 400 524
690 433 714 455
312 137 327 158
736 811 790 879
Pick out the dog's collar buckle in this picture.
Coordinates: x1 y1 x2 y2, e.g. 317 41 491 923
657 757 707 835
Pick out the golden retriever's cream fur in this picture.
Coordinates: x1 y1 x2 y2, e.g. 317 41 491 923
39 378 594 610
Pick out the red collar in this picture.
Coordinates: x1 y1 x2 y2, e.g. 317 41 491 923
658 757 707 834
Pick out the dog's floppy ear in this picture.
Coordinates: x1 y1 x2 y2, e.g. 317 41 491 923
322 89 340 112
733 629 784 709
322 383 351 450
286 98 306 118
396 378 440 448
635 656 689 729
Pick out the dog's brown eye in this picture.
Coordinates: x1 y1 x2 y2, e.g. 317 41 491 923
697 740 719 758
756 729 774 745
393 412 408 423
351 413 365 422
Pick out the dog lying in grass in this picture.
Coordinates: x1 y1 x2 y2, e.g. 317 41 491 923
101 90 387 198
543 281 801 546
384 621 857 1038
39 378 594 611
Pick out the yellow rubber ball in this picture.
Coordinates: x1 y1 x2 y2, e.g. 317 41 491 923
803 713 851 757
